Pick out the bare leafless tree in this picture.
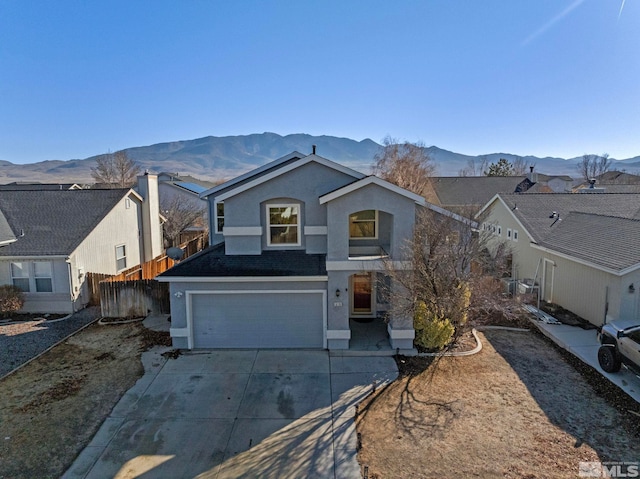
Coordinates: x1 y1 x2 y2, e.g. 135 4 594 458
576 153 611 181
383 206 516 332
458 156 489 177
91 150 141 188
511 156 530 176
372 136 436 196
161 196 206 247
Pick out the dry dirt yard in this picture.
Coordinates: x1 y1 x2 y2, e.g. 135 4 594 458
0 322 170 479
356 329 640 479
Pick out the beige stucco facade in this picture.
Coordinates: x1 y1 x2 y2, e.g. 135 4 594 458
481 196 640 326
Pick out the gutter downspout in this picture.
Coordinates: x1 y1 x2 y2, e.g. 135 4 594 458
66 258 77 313
603 286 609 324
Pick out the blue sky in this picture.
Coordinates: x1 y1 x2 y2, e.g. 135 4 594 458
1 0 638 164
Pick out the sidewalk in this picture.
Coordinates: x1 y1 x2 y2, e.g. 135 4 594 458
529 312 640 404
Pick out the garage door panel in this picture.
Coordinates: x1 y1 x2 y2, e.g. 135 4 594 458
191 292 324 349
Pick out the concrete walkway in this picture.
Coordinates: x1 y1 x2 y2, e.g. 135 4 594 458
530 316 640 404
63 344 397 478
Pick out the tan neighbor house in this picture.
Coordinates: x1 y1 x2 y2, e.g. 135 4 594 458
478 192 640 326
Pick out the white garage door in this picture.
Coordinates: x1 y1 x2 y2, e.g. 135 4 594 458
191 291 325 349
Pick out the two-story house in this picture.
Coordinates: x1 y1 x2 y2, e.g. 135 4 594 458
158 150 441 352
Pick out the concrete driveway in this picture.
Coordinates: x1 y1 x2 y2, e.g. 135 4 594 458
63 349 398 479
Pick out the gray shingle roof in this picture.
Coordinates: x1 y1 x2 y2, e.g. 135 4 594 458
0 189 130 256
430 176 527 207
497 193 640 244
159 242 327 277
0 183 80 191
537 212 640 271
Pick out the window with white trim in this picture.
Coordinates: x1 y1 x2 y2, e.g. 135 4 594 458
513 230 519 242
507 228 512 239
11 262 30 292
349 210 377 239
34 261 53 292
497 226 502 236
215 202 224 234
116 244 127 271
10 261 54 293
267 204 300 246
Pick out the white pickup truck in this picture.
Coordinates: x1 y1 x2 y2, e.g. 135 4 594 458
597 318 640 374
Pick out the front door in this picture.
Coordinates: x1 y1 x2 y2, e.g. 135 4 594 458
350 273 375 317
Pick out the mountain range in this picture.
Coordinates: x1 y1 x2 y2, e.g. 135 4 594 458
1 133 639 184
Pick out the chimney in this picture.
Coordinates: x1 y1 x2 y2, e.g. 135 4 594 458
312 145 316 155
136 174 163 261
528 166 537 183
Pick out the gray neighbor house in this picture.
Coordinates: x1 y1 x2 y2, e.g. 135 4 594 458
158 151 457 352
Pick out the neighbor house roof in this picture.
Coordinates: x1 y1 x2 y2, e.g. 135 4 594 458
158 173 219 189
427 176 529 209
0 189 133 256
536 212 640 272
0 183 82 191
479 193 640 244
157 242 327 279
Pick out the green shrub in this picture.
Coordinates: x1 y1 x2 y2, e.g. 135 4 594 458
0 285 25 317
414 301 455 351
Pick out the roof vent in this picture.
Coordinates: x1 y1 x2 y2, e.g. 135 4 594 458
580 178 605 193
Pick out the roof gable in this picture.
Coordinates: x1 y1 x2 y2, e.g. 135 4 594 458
200 151 306 199
212 153 365 202
478 192 640 245
0 189 132 256
319 176 426 205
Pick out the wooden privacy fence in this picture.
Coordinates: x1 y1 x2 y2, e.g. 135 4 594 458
99 279 170 318
86 233 208 318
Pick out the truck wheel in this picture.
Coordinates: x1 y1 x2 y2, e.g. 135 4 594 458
598 346 622 373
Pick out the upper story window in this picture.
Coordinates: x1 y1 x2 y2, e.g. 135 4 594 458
215 202 224 234
116 244 127 271
349 210 377 239
267 204 300 246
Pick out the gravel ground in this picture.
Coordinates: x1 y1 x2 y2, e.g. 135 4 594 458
0 306 101 378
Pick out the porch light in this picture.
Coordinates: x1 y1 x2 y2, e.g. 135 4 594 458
335 288 341 297
629 284 635 294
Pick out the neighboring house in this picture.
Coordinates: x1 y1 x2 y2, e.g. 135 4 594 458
0 174 163 313
527 173 574 193
157 173 215 238
424 176 532 216
478 193 640 326
573 171 640 193
158 151 457 351
0 182 83 191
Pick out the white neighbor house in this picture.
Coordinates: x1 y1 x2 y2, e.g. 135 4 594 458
0 174 163 313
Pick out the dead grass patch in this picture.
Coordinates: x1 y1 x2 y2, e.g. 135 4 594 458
356 329 640 478
0 322 167 479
